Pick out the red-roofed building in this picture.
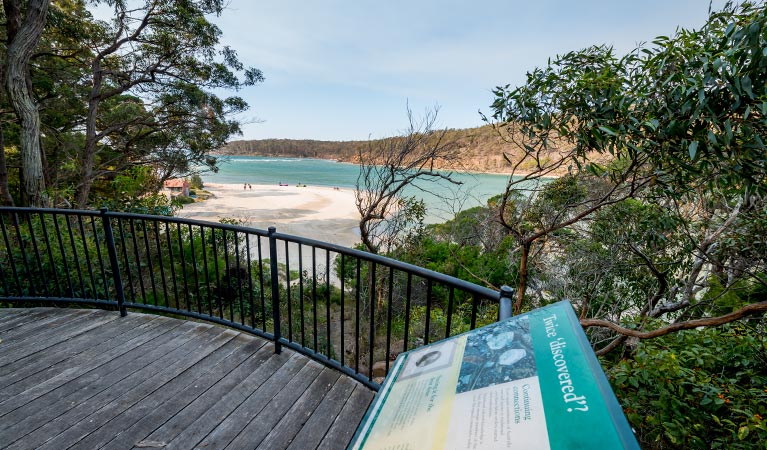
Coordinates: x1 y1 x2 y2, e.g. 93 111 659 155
163 179 190 196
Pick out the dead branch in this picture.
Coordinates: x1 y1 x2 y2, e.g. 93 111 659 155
582 301 767 340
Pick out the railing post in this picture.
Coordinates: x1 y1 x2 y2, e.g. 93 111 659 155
268 226 282 353
100 208 127 317
498 285 514 321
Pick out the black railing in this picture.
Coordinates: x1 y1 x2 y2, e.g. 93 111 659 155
0 207 508 390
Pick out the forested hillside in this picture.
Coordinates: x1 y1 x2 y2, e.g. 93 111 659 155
221 125 539 174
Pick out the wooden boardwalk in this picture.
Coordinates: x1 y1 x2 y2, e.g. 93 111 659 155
0 308 375 450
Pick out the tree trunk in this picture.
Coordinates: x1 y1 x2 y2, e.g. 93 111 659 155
75 87 99 208
514 241 531 315
3 0 50 206
0 123 15 205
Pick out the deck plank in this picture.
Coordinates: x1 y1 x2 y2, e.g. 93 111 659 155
1 322 211 449
97 335 268 450
0 308 375 450
0 316 185 406
316 384 376 450
0 308 73 333
0 309 94 344
0 310 115 366
0 313 153 384
254 367 343 450
285 375 361 450
0 316 178 440
160 353 309 450
130 344 291 450
205 361 332 450
31 326 235 450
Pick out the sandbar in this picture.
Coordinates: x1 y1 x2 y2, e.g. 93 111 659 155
177 183 360 249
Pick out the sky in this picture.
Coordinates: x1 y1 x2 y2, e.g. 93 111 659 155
100 1 729 141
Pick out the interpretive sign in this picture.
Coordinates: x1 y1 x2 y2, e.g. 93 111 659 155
349 300 640 449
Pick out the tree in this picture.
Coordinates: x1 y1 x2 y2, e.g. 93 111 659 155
3 0 49 206
355 107 461 254
489 1 767 344
73 0 262 207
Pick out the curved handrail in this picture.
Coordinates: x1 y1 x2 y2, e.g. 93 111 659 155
0 206 506 389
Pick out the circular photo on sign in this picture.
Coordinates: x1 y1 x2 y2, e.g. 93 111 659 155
415 350 442 367
398 340 457 380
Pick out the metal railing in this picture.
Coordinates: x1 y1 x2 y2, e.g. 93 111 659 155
0 207 510 390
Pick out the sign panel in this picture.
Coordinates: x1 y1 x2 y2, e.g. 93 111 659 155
349 300 640 450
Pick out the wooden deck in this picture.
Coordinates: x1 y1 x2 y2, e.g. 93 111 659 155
0 308 375 450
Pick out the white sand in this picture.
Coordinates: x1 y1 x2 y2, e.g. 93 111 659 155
178 183 360 248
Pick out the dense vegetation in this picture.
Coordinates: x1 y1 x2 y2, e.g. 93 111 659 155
0 0 260 209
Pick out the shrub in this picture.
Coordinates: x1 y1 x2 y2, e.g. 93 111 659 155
606 323 767 449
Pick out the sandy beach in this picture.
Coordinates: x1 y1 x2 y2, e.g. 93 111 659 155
177 183 360 249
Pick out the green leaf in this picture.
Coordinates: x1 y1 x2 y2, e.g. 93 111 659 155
741 75 754 98
689 141 699 160
598 126 618 136
738 425 750 440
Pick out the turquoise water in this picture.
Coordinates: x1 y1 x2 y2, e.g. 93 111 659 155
202 156 511 222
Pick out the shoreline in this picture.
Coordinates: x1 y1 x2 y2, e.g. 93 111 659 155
211 153 565 178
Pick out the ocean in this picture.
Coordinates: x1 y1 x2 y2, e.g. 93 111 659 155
200 156 512 222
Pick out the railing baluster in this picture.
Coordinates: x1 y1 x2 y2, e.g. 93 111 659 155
100 209 126 316
128 219 146 303
199 225 211 316
164 220 180 310
285 240 292 341
189 224 202 315
65 215 87 297
141 220 158 306
267 227 281 353
38 213 61 298
368 261 376 381
403 273 412 352
424 279 432 345
211 226 223 319
223 230 234 323
257 234 266 330
153 221 169 306
235 231 245 326
76 216 97 299
312 246 318 353
355 257 361 375
340 253 345 368
0 245 8 296
52 214 74 297
12 212 36 297
117 218 136 302
385 267 394 374
0 213 22 295
298 244 305 347
175 222 190 310
325 250 331 358
89 216 109 301
25 212 48 297
445 286 455 339
245 234 256 328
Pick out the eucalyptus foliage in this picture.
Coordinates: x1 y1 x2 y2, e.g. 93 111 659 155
491 1 767 195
